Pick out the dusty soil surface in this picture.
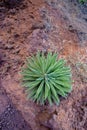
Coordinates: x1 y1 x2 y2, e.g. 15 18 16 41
0 81 32 130
0 0 87 130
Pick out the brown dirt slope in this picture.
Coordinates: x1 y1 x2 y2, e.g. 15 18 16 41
0 0 87 130
0 80 32 130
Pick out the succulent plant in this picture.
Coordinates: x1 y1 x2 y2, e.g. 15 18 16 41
79 0 87 3
21 52 72 105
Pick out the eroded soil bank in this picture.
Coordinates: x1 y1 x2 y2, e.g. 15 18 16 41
0 0 87 130
0 81 32 130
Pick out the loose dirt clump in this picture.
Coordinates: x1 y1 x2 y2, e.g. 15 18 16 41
0 0 23 9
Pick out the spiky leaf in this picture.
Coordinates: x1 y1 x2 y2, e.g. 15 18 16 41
21 52 72 105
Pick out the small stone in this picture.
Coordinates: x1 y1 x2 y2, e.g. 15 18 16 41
31 23 45 30
9 8 16 15
14 34 20 38
12 48 20 54
5 44 14 49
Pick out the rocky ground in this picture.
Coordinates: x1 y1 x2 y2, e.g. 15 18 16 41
0 0 87 130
